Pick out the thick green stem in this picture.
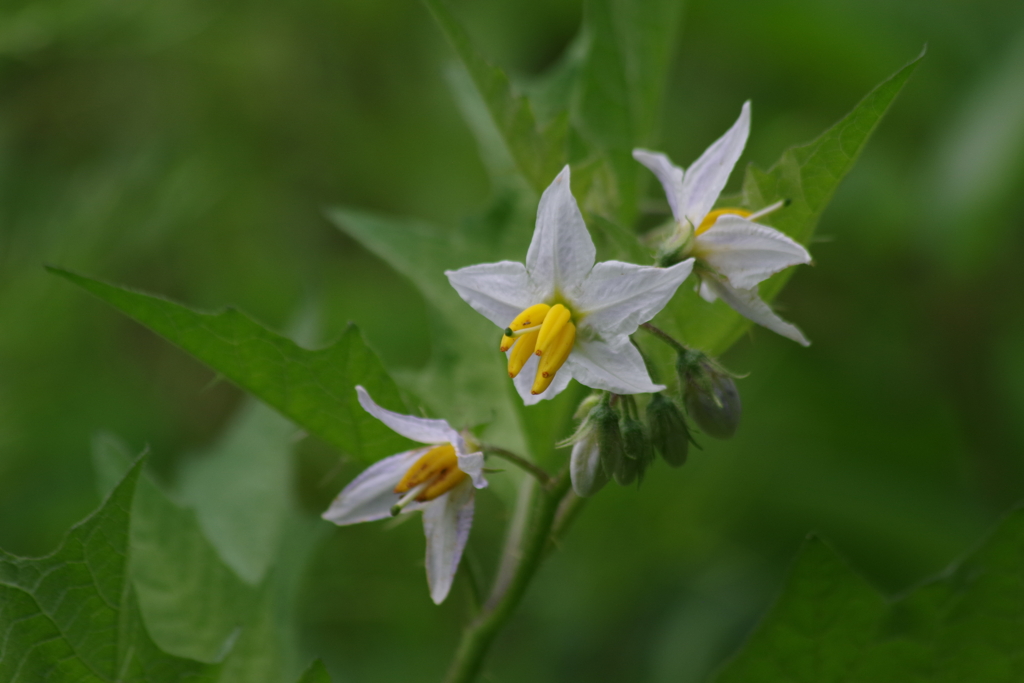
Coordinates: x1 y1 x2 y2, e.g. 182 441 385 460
443 472 573 683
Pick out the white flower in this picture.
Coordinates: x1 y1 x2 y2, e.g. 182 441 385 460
634 102 812 346
321 386 487 604
446 166 695 405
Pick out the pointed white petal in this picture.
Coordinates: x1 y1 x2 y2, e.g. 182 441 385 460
457 450 488 489
680 101 750 228
633 149 685 222
445 261 536 328
356 386 459 445
570 433 608 497
576 258 694 338
510 351 574 405
695 215 810 290
703 276 810 346
422 479 475 604
567 337 664 395
321 449 426 525
526 166 596 298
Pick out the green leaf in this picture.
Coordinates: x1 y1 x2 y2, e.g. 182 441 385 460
295 661 331 683
658 50 925 355
176 400 296 585
424 0 567 195
48 267 409 463
714 506 1024 682
91 433 255 664
571 0 683 225
0 457 219 683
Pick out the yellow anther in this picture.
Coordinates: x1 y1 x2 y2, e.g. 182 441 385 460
394 444 466 502
695 208 752 236
535 304 571 357
507 330 539 378
532 321 575 394
500 303 550 351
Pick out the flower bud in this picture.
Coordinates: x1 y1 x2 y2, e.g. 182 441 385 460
646 393 690 467
591 402 625 482
678 353 741 439
569 428 609 497
620 415 655 484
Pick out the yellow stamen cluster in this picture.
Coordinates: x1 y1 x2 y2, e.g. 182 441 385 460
695 208 752 236
394 444 466 502
501 303 576 395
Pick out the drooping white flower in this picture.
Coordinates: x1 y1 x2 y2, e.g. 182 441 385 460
446 166 695 405
634 102 812 346
321 386 487 604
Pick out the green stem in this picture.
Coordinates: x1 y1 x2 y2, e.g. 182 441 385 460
639 322 687 353
442 471 573 683
482 444 553 486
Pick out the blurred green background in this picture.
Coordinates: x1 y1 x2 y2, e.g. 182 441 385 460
3 0 1024 680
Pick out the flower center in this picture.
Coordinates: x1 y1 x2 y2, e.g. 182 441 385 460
695 208 752 236
501 303 576 395
391 444 466 513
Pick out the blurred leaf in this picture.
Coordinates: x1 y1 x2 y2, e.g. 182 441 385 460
659 50 924 355
177 400 296 585
425 0 568 194
715 505 1024 682
0 458 220 683
295 661 331 683
571 0 684 225
327 209 528 455
48 267 409 463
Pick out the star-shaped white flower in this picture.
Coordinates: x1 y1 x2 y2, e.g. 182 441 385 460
634 102 812 346
446 166 694 405
321 386 487 604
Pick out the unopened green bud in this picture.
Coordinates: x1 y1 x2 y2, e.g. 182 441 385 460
574 392 603 420
646 393 690 467
620 415 655 484
591 402 625 481
681 359 742 439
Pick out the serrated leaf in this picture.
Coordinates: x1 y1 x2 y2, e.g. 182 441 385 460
424 0 567 195
91 433 255 665
0 458 219 683
658 51 924 355
48 267 409 463
714 506 1024 683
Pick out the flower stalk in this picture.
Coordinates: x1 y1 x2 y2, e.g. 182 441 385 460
443 470 573 683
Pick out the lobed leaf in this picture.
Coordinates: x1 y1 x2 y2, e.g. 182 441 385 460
714 505 1024 682
48 267 409 463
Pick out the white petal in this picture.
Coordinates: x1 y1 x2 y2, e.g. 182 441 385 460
702 276 810 346
525 166 596 298
422 479 475 604
321 449 426 525
698 279 718 303
445 261 536 329
457 450 488 489
356 386 459 445
633 149 685 222
570 433 608 497
695 215 810 290
575 258 694 338
567 337 664 395
680 101 750 229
